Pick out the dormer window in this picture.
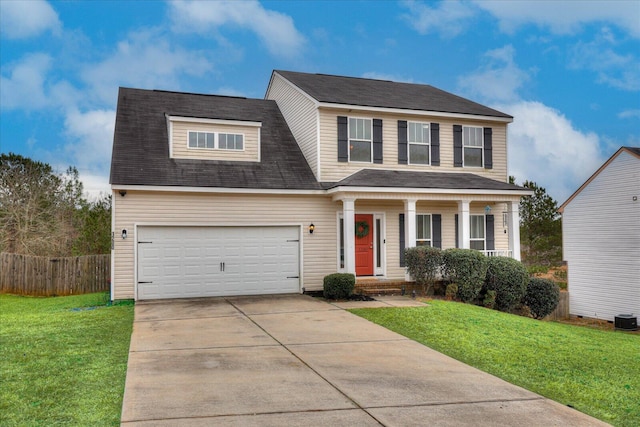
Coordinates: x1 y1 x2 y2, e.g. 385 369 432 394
349 118 372 162
188 131 244 151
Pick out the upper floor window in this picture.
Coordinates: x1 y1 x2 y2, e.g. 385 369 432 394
416 214 432 246
349 118 372 162
463 126 483 167
470 215 485 250
188 131 243 151
408 122 430 165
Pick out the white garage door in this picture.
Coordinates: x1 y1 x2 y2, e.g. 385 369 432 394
137 226 300 300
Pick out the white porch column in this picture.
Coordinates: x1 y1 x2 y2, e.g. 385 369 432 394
405 199 417 248
458 200 470 249
508 201 521 261
342 198 356 275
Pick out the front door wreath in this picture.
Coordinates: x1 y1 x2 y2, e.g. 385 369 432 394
355 220 370 238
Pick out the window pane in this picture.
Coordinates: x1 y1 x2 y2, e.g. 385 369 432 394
206 133 214 148
363 119 371 140
376 219 381 268
349 118 357 139
416 214 431 240
339 218 344 269
219 134 227 149
350 140 371 162
470 240 485 250
416 240 432 247
197 132 205 148
470 215 484 239
188 132 197 148
464 147 482 167
235 134 243 150
409 144 429 164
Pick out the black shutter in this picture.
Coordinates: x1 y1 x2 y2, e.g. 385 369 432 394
453 125 463 167
486 214 495 251
455 214 459 248
399 214 405 267
373 119 383 164
337 116 348 162
484 127 493 169
432 214 442 248
398 120 408 164
430 123 440 166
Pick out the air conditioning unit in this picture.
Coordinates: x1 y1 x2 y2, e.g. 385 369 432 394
614 314 638 331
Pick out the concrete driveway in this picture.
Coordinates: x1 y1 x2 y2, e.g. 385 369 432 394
121 294 607 426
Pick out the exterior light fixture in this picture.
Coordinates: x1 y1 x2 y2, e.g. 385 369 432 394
121 229 127 239
119 190 127 197
309 223 315 234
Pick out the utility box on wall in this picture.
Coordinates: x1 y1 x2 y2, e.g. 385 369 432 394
614 315 638 331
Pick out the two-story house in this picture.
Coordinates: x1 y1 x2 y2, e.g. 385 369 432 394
109 70 531 301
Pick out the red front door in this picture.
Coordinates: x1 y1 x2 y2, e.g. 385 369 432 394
355 214 374 276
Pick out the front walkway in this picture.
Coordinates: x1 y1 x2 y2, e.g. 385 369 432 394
121 294 608 426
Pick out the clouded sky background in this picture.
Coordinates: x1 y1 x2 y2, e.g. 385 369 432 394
1 0 638 203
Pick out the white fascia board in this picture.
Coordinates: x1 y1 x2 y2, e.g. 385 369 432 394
110 184 327 196
167 115 262 127
318 102 513 124
327 186 533 196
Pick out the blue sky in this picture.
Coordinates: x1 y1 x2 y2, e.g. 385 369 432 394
1 0 639 202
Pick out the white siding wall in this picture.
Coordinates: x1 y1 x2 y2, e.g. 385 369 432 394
266 74 320 178
171 121 260 162
562 152 640 321
318 108 509 183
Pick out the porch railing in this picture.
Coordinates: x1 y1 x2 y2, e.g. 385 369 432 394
482 250 513 258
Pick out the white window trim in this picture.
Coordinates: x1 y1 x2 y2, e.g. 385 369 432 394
415 213 432 246
348 117 373 163
187 130 245 152
470 214 486 250
408 122 431 166
462 125 483 168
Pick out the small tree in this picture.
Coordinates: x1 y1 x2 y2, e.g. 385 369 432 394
404 246 443 296
484 256 529 312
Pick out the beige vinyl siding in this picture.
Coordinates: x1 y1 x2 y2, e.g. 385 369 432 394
266 73 320 178
171 121 260 162
113 191 339 299
319 107 508 183
562 151 640 321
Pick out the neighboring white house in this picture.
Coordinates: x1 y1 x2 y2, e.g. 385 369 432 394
559 147 640 321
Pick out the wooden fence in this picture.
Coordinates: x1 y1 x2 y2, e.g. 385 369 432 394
545 291 570 320
0 252 110 296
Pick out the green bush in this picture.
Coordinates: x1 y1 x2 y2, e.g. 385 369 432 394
442 249 488 303
323 273 355 300
523 277 560 319
483 290 497 309
484 257 528 312
404 246 443 295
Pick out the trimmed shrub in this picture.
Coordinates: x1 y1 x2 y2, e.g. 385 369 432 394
323 273 355 300
441 249 488 303
404 246 443 295
445 283 458 301
484 257 528 312
523 277 560 319
483 290 497 309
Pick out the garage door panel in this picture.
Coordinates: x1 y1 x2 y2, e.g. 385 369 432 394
137 226 300 300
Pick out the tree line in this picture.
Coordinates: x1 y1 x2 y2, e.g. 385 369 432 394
0 153 111 256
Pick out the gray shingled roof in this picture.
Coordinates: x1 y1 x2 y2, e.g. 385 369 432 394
274 70 512 119
324 169 527 192
109 88 322 189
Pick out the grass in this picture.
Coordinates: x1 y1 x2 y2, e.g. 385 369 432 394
350 300 639 427
0 292 134 426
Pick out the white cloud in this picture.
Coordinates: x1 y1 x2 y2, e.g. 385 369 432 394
0 53 53 110
0 0 61 39
400 0 475 37
618 109 640 119
457 45 530 103
168 0 305 58
569 29 640 91
474 0 640 38
82 29 213 104
498 101 605 202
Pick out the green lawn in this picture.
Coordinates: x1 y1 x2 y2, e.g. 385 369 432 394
350 300 639 427
0 292 134 426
